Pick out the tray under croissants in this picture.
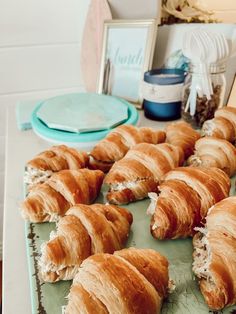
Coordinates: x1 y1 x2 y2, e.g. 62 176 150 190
25 179 236 314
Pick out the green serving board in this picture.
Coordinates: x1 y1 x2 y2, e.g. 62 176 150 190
25 179 236 314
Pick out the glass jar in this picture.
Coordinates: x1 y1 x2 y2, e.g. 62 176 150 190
182 63 226 128
143 68 186 121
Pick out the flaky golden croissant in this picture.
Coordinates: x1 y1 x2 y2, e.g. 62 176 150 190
165 121 200 158
104 143 184 205
188 137 236 177
148 167 230 239
89 124 166 172
65 248 170 314
24 145 89 186
40 204 133 282
193 196 236 310
21 169 104 222
202 116 235 142
202 107 236 142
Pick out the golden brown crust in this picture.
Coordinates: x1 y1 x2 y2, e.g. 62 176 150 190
21 169 104 222
202 107 236 143
193 197 236 310
202 116 235 142
40 204 132 282
67 205 123 254
138 127 166 144
114 248 169 299
89 125 166 172
165 121 201 158
48 169 104 205
104 143 184 205
41 215 91 274
164 167 230 216
188 137 236 177
106 178 158 205
215 107 236 137
20 183 70 222
65 284 108 314
72 253 161 314
150 167 230 240
66 248 169 313
88 157 114 173
27 145 89 171
150 179 202 239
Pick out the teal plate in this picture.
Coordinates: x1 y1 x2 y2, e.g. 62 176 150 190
36 93 129 133
25 179 236 314
31 93 139 144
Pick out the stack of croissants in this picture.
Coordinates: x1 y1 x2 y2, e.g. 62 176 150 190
20 106 236 313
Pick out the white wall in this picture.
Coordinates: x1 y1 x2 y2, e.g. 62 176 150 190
0 0 235 254
0 0 90 254
205 0 236 23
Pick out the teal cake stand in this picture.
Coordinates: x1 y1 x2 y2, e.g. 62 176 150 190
31 93 139 149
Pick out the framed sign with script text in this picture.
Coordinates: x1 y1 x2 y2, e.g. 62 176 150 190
97 19 158 108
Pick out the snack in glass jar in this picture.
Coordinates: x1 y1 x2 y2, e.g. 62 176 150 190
182 63 226 128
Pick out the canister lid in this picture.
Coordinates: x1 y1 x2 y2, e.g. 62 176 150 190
144 68 186 85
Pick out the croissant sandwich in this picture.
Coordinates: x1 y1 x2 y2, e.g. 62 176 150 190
165 121 200 158
202 107 236 142
188 137 236 177
24 145 89 186
193 196 236 310
104 143 184 205
89 124 166 172
20 169 104 222
39 204 133 282
147 167 230 239
65 248 170 314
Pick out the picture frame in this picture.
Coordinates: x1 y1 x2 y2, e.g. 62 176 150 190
97 19 158 108
227 73 236 106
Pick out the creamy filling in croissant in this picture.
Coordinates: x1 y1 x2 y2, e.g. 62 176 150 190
201 120 215 137
40 231 67 273
147 192 158 216
147 193 161 231
39 242 80 279
47 213 60 223
192 228 212 281
90 156 114 165
188 155 202 167
110 178 151 192
24 166 53 185
39 242 65 273
111 181 140 191
20 208 59 223
168 279 176 293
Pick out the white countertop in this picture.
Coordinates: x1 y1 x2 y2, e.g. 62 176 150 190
3 105 170 314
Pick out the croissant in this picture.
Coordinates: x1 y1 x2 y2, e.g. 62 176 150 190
24 145 89 186
20 169 104 222
188 137 236 177
89 124 166 172
104 143 184 205
193 196 236 310
148 167 230 239
165 121 201 158
202 116 235 142
65 247 170 314
39 204 133 282
202 107 236 142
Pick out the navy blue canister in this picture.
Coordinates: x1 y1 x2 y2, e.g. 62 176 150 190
143 68 186 121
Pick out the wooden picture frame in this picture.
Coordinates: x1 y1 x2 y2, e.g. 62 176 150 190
97 19 158 108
